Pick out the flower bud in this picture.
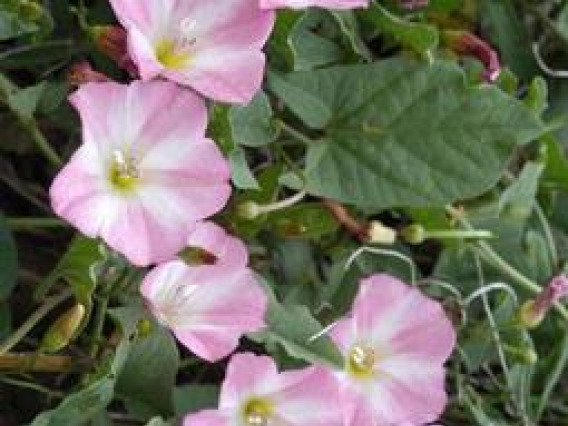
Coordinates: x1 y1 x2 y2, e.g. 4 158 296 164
178 246 218 266
68 62 110 86
444 31 501 82
238 201 261 220
91 25 138 76
367 221 397 244
518 300 544 329
400 224 426 245
41 304 85 353
519 275 568 328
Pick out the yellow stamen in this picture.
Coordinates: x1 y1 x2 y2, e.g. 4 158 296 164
347 345 378 379
109 150 140 192
155 39 192 69
242 398 273 426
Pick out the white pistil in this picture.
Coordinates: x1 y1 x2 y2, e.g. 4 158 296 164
112 150 140 179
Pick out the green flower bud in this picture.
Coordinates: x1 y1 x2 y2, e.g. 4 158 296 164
518 300 544 329
41 304 85 353
400 224 426 245
237 201 261 220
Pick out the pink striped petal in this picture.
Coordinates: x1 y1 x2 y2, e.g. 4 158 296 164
260 0 369 9
141 262 266 361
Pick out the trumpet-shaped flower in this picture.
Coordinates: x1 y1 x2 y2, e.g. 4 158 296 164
329 274 456 426
183 221 248 268
260 0 369 9
50 81 231 266
141 261 266 361
184 353 343 426
108 0 275 104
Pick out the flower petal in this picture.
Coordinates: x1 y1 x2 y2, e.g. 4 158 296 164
183 409 230 426
186 221 249 267
219 353 280 407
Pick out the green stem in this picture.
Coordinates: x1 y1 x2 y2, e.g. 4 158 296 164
426 229 493 240
536 332 568 419
446 206 568 321
534 202 559 269
0 290 73 355
7 217 68 231
276 120 316 145
0 376 65 397
26 120 63 167
89 295 109 358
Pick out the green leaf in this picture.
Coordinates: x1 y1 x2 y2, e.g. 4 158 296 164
28 307 142 426
329 11 372 61
267 71 332 129
274 58 543 209
229 147 260 190
116 320 180 418
481 0 537 79
289 10 345 70
37 236 102 305
363 3 438 54
229 92 277 147
0 213 18 301
173 384 219 416
7 81 46 119
499 161 544 221
250 284 344 369
268 203 339 239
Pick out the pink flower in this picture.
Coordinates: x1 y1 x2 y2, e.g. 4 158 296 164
50 81 231 266
260 0 369 9
108 0 275 104
141 261 266 361
329 274 456 426
184 221 249 268
184 353 343 426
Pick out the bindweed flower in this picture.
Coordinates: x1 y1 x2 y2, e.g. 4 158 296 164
260 0 369 9
329 274 456 426
141 228 266 361
184 353 343 426
50 81 231 266
519 275 568 328
181 221 249 268
108 0 275 104
444 31 501 83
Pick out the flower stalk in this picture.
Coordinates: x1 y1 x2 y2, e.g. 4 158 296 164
238 191 307 219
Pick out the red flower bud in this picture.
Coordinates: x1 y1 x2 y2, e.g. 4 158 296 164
92 25 138 77
67 62 110 86
445 31 501 82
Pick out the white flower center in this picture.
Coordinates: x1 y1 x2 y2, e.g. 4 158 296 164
155 17 197 69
